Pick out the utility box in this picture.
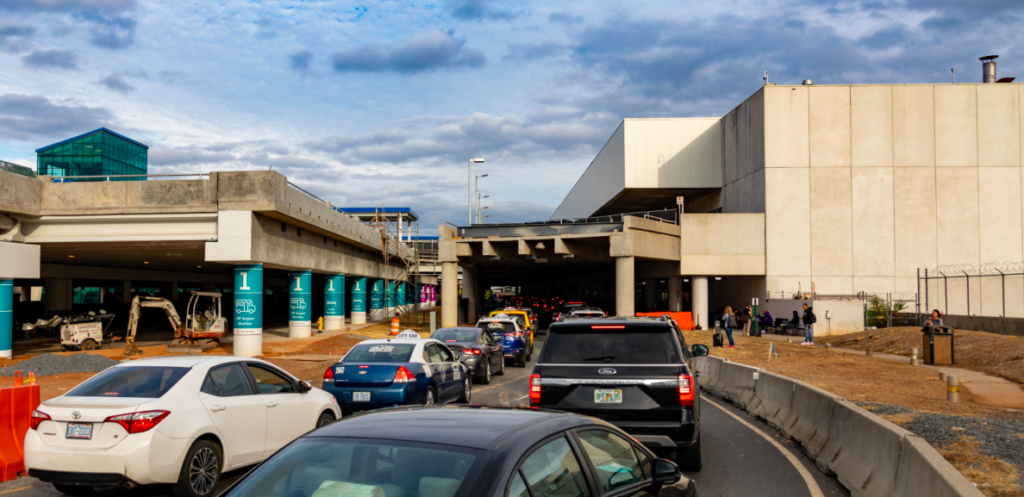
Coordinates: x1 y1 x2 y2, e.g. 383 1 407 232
922 327 955 365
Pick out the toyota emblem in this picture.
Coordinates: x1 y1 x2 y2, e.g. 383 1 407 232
598 368 617 375
71 411 81 420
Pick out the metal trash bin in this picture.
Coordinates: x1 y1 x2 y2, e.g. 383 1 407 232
922 326 955 365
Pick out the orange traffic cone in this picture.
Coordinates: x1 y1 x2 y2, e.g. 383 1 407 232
27 372 36 385
13 371 21 386
390 313 401 336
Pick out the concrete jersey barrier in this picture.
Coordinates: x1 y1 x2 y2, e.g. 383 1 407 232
691 356 984 497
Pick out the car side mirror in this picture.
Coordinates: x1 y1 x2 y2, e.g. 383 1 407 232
691 344 709 357
298 380 312 393
652 458 681 486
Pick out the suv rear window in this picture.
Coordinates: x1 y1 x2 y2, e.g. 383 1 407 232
541 326 680 364
478 322 516 334
66 366 189 398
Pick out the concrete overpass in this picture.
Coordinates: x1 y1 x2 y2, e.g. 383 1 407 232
0 170 437 357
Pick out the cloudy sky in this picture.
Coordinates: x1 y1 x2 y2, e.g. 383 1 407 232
1 0 1021 233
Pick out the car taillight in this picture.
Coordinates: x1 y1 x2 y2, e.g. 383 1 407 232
464 349 481 355
530 373 542 404
394 366 415 383
30 410 50 430
510 332 523 338
679 374 694 407
323 367 334 381
104 410 170 434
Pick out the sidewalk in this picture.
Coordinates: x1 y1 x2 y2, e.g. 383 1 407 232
758 332 1024 410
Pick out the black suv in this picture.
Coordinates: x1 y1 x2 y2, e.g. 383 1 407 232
529 316 709 471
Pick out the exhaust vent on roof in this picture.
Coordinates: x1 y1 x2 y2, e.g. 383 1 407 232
802 79 814 85
980 55 998 83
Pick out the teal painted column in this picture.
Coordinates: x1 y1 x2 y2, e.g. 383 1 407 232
324 274 346 331
350 277 367 324
0 280 12 359
397 282 407 311
370 279 384 320
387 281 396 316
288 270 312 338
233 264 263 357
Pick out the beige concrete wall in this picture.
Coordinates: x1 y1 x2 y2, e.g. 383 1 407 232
551 123 626 220
625 118 723 189
760 84 1024 313
722 89 765 214
679 213 765 275
0 171 42 217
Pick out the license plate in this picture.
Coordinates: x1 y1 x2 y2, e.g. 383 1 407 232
352 392 371 402
594 389 622 404
66 422 93 440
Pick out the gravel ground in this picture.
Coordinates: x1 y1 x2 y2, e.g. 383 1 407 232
858 402 1024 486
0 353 119 377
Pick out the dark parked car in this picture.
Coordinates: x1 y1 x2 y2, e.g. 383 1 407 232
218 406 697 497
529 317 709 471
431 327 505 384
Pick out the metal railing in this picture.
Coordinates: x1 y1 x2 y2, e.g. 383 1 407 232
918 262 1024 318
50 173 210 182
287 181 331 205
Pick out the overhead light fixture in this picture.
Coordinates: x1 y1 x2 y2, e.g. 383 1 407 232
68 255 75 258
197 265 202 268
684 279 690 283
715 277 722 280
144 261 149 264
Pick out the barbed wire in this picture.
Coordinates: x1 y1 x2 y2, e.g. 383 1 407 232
932 261 1024 276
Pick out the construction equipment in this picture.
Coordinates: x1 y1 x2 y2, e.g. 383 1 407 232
123 292 227 356
59 311 117 351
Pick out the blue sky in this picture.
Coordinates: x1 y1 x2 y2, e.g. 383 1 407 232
1 0 1022 233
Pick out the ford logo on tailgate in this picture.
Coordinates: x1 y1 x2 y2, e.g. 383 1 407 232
598 368 617 375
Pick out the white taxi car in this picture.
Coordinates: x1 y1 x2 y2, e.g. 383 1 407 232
25 356 340 497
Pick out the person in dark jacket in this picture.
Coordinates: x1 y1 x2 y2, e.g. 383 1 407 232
802 303 816 345
780 311 799 334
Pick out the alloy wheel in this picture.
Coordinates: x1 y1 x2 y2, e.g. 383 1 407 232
189 448 218 496
426 390 435 405
464 378 472 402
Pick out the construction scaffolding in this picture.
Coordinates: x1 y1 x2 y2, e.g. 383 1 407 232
366 206 418 316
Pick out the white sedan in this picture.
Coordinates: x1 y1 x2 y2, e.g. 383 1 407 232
25 356 341 497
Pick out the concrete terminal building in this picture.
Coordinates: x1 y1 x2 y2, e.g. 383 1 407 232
441 69 1024 334
0 170 436 358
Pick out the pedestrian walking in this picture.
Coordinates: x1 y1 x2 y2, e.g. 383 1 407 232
801 303 816 345
722 306 736 348
741 304 752 336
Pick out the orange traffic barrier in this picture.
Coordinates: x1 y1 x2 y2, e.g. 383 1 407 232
26 374 35 385
636 311 696 330
12 373 20 387
390 314 401 336
0 383 41 482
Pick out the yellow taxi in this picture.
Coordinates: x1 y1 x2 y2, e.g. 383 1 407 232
489 309 534 352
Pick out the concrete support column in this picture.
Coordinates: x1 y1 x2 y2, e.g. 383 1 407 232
397 282 407 314
324 274 345 331
386 281 396 317
464 267 477 324
669 276 683 312
441 263 458 327
692 276 708 330
233 264 263 357
43 277 72 314
615 257 635 317
369 279 384 320
122 280 131 304
288 270 312 338
19 286 30 303
350 277 367 324
430 285 437 307
0 280 12 358
170 282 179 302
644 278 658 310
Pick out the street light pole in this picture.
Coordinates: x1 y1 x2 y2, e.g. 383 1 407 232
474 174 488 223
468 158 484 225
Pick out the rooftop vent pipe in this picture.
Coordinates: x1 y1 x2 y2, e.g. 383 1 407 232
802 79 814 85
981 55 998 83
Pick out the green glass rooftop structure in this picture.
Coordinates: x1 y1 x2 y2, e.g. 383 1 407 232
36 128 148 180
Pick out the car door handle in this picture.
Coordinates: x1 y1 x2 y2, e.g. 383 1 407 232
265 401 278 408
210 405 226 412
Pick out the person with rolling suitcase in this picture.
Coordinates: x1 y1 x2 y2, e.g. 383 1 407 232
712 320 724 348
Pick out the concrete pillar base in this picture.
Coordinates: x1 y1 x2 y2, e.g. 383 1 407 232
324 317 344 331
234 334 262 357
370 309 384 321
289 322 311 338
692 276 708 330
615 257 635 317
351 311 367 324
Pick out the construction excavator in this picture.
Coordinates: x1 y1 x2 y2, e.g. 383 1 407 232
123 291 227 356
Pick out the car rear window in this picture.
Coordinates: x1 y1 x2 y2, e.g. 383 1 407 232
224 438 483 497
432 330 478 342
541 326 680 364
478 322 516 334
66 366 189 398
344 343 415 362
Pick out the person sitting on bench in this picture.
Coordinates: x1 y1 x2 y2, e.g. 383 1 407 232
780 311 800 335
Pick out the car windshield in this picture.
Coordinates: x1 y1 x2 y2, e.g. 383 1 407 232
432 330 478 343
65 366 189 398
224 437 482 497
542 326 680 364
478 322 516 334
344 343 416 363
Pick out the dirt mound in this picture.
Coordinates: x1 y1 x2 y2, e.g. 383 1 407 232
819 327 1024 386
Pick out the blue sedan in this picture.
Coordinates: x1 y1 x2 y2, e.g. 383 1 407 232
477 317 531 367
322 338 471 414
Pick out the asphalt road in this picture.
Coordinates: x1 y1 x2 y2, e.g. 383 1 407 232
3 336 849 497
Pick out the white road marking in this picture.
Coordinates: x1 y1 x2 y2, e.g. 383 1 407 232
702 396 825 497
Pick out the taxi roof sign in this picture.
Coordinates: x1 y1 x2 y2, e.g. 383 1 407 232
395 330 420 339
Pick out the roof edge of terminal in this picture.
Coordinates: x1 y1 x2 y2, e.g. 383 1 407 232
35 127 150 153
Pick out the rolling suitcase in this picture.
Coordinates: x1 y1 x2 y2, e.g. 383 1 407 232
713 331 724 348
